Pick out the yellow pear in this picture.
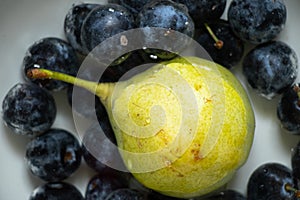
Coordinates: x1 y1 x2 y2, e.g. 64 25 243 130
27 56 255 198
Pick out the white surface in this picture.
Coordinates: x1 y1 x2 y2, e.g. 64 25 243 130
0 0 300 199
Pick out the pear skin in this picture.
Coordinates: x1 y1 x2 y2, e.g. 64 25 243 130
27 56 255 199
104 57 255 198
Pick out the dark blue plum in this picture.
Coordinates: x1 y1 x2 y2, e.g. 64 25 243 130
101 50 155 82
147 191 185 200
23 37 80 91
67 85 106 120
277 83 300 134
292 141 300 184
136 0 194 35
29 182 84 200
2 83 56 136
105 189 146 200
202 190 246 200
82 123 148 193
247 163 298 200
138 48 174 63
228 0 287 44
194 20 244 69
80 3 135 64
82 121 135 175
108 0 151 16
82 139 110 173
82 121 124 173
64 3 100 55
174 0 226 27
243 41 298 99
25 129 82 182
85 170 128 200
136 0 195 59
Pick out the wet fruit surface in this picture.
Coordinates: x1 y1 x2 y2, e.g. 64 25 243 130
2 83 56 136
277 83 300 134
202 189 246 200
194 20 244 69
228 0 287 44
64 3 100 55
243 41 298 99
23 37 80 91
85 170 128 200
247 163 297 200
108 0 151 16
1 0 300 199
81 3 135 53
25 128 82 181
174 0 226 28
29 182 84 200
104 188 147 200
136 0 195 59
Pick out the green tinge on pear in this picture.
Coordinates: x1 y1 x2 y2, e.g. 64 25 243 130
105 56 255 198
27 56 255 199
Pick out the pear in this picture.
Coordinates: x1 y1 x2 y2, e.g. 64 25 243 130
27 56 255 198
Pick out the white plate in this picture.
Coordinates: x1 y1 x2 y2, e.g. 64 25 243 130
0 0 300 199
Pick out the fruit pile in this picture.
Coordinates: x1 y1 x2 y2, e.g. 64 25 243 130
1 0 300 199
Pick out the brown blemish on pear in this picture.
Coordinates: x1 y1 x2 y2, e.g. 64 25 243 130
26 56 255 198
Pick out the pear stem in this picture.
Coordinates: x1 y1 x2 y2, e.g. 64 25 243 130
285 184 300 198
27 68 114 104
204 23 224 49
